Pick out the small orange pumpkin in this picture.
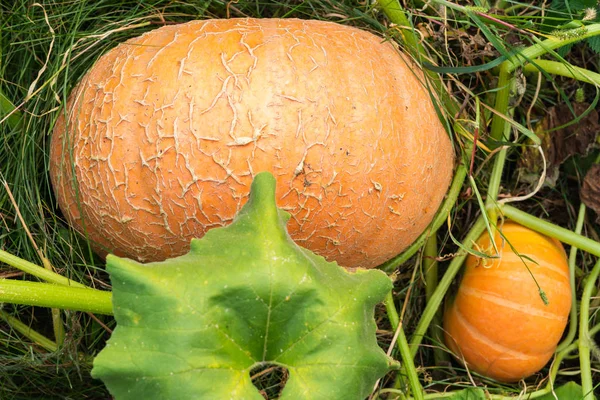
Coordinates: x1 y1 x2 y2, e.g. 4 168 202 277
443 221 571 382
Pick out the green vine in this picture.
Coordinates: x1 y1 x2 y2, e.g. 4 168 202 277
556 203 586 353
578 258 600 399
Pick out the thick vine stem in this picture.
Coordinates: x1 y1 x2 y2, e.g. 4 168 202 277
409 216 487 357
423 235 448 365
523 60 600 86
483 148 507 239
499 205 600 258
579 258 600 399
384 293 424 400
489 64 514 142
377 0 421 57
0 279 113 315
556 203 586 353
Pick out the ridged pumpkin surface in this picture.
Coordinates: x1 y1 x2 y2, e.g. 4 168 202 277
49 18 454 269
443 222 571 382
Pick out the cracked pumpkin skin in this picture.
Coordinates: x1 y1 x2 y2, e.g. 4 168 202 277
49 18 454 269
443 222 571 382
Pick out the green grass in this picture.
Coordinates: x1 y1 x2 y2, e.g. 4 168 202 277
1 0 600 399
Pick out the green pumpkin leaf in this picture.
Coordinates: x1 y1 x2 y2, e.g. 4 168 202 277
91 172 394 400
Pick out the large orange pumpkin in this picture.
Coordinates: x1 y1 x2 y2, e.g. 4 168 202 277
443 222 571 382
49 18 454 269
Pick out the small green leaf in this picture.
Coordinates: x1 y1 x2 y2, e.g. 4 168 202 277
431 387 486 400
537 381 596 400
0 90 24 131
91 172 393 400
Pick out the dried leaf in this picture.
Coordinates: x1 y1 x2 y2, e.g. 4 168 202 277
518 102 599 186
581 163 600 222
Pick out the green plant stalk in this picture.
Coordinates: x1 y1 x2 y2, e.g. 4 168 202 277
395 327 424 400
0 279 113 315
485 114 511 227
524 60 600 86
483 59 513 231
409 215 488 357
384 292 424 400
0 309 57 352
556 203 586 353
423 236 438 306
385 291 400 332
423 235 448 365
50 308 64 346
579 258 600 400
501 2 527 13
470 173 499 254
376 0 421 56
491 23 600 141
0 249 87 288
499 205 600 258
383 292 407 400
489 64 514 142
47 273 66 346
537 348 572 400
